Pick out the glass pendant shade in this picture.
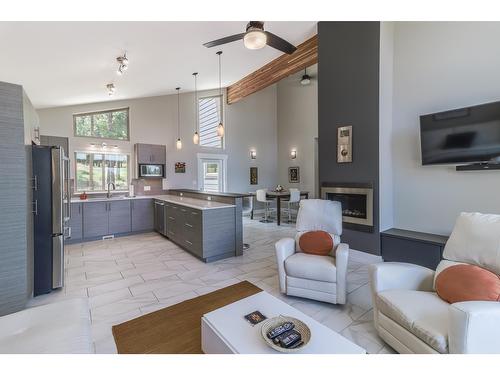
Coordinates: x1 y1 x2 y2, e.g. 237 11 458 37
244 30 267 50
217 122 225 137
176 138 182 150
193 131 199 144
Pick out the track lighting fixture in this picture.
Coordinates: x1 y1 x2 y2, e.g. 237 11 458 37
116 53 129 75
106 83 115 96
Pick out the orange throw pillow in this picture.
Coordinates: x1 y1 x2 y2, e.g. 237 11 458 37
435 264 500 304
299 231 333 256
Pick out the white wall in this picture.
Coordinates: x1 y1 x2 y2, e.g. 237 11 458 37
277 65 318 197
37 86 278 194
392 22 500 235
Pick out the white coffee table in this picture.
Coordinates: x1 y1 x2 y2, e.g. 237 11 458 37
201 291 365 354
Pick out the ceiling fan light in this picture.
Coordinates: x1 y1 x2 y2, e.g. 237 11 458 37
300 74 311 85
244 30 267 50
217 123 225 137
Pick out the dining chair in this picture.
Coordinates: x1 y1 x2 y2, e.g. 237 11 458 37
283 188 301 223
256 189 275 223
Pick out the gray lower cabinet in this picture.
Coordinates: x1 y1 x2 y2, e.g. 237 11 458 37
108 200 131 234
161 202 235 262
67 202 83 242
83 202 109 239
132 199 154 232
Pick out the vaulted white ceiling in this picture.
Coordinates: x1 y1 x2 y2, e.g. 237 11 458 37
0 21 317 108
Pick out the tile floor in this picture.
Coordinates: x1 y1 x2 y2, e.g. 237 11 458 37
29 217 396 354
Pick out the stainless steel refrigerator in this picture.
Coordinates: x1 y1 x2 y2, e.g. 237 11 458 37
32 145 70 296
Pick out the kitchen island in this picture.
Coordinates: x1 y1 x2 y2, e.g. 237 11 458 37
167 189 252 257
153 195 236 262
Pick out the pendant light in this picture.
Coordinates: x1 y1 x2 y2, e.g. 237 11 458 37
216 51 225 137
300 68 311 86
175 87 182 150
192 72 200 145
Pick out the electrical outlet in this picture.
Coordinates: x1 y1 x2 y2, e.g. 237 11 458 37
144 186 151 191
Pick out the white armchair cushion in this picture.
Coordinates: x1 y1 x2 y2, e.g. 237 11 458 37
285 253 337 283
377 290 449 353
296 199 342 236
443 212 500 274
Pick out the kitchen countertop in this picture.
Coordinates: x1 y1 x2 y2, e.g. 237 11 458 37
168 189 253 198
154 195 235 210
71 194 235 210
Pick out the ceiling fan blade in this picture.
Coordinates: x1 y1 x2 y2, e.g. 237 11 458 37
203 33 245 48
265 31 297 54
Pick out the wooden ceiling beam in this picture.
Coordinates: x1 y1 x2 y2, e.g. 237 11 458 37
227 34 318 104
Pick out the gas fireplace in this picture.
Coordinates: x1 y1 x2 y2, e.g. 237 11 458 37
321 183 373 231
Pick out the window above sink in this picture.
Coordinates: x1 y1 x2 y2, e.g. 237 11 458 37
75 151 129 193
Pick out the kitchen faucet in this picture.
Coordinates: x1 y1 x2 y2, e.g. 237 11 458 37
107 182 116 198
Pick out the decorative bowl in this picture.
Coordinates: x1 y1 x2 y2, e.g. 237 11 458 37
261 315 311 353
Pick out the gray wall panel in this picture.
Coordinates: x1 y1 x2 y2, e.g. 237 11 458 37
318 22 381 254
0 81 28 316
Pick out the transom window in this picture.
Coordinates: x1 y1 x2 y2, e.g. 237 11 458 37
74 108 129 140
75 152 129 192
198 96 223 148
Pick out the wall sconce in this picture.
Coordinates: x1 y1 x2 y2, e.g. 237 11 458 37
250 150 257 159
290 150 297 159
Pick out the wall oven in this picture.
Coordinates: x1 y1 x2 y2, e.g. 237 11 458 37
138 164 164 178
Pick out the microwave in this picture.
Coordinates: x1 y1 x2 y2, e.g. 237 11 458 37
138 164 164 178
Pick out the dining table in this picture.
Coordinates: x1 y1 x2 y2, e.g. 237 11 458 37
250 190 309 226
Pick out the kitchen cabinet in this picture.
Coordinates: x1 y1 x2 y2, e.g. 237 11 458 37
83 202 109 239
83 200 131 239
132 198 154 232
136 143 166 164
108 200 131 234
67 202 83 242
40 135 69 156
158 200 235 262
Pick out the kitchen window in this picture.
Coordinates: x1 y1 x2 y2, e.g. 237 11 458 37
198 96 223 148
75 152 129 192
74 108 129 140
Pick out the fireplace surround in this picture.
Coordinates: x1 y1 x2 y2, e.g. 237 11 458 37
321 183 373 231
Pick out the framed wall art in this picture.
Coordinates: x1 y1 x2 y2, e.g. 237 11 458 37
250 167 258 185
175 162 186 173
288 166 300 183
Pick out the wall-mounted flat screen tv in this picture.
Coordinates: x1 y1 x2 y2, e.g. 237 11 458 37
420 100 500 165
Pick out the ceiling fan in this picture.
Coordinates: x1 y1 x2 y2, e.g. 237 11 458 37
203 21 298 55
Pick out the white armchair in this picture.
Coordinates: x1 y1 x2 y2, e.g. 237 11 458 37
369 212 500 354
275 199 348 304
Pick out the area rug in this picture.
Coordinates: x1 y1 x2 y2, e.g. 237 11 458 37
112 280 262 354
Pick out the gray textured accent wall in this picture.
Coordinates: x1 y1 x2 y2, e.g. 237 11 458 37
318 22 381 255
0 81 28 315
